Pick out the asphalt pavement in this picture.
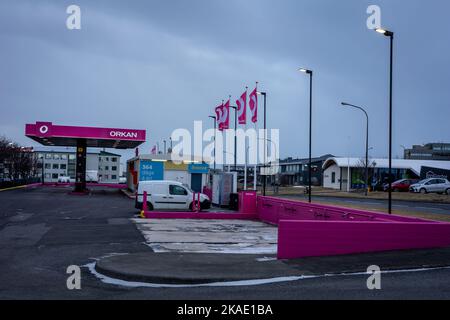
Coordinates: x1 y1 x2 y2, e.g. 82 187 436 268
1 186 450 299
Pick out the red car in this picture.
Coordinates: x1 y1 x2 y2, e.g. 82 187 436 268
383 179 419 192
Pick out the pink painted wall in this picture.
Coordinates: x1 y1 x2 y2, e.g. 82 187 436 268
278 220 450 259
239 191 258 214
144 211 258 220
258 196 435 225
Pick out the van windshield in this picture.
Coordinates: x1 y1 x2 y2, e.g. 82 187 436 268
182 184 193 193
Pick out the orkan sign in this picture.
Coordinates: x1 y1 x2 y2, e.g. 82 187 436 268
25 122 146 141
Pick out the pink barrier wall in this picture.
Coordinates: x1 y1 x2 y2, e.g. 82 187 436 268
278 220 450 259
257 196 435 225
144 211 258 220
239 191 258 214
36 182 127 189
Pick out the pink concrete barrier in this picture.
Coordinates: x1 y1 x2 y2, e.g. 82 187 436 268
277 220 450 259
257 196 434 224
239 191 258 214
143 211 258 220
34 182 128 189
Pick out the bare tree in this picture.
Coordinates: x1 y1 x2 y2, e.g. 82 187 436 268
0 136 36 181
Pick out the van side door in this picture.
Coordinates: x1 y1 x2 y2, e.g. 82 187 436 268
168 184 190 210
151 183 169 210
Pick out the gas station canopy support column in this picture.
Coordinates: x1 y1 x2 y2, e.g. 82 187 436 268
25 121 146 192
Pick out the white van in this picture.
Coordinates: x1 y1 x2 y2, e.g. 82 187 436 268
135 180 211 211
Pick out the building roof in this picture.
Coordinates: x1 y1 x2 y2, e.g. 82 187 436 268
322 157 450 175
127 153 209 163
99 151 121 157
279 154 334 165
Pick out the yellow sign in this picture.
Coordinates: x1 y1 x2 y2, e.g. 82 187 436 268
164 161 188 171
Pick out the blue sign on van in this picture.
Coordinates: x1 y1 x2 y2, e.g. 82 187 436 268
140 160 164 181
188 163 209 174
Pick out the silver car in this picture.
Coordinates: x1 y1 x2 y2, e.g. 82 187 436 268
409 178 450 194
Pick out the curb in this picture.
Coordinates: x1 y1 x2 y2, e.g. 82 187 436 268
120 189 135 199
94 252 297 285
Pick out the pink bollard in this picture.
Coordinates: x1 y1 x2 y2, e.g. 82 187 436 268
197 192 201 212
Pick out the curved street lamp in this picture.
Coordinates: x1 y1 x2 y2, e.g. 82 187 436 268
341 102 369 196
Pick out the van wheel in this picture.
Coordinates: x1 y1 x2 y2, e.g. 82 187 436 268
147 202 154 211
420 188 427 194
446 189 450 195
189 202 193 211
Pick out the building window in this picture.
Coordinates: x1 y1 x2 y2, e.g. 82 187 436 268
52 173 58 179
61 154 67 160
37 153 44 159
332 172 336 184
112 166 117 171
69 154 76 160
45 163 51 169
52 164 59 169
105 157 109 161
60 164 67 170
105 166 109 170
112 157 118 162
45 173 51 179
53 154 60 160
104 175 109 179
45 154 52 159
112 175 117 180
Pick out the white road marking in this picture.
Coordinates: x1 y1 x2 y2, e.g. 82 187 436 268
84 262 450 288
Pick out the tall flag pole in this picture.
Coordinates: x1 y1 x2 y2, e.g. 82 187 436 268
252 82 259 191
243 86 248 190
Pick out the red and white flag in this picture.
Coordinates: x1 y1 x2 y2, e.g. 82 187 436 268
215 103 224 131
221 99 230 130
151 145 157 154
249 87 258 123
236 91 247 125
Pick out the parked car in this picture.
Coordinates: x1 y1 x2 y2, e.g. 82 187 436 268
383 179 419 192
57 176 71 183
135 180 211 211
409 178 450 194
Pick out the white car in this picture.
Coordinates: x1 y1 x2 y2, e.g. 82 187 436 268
409 178 450 194
57 176 71 183
135 180 211 211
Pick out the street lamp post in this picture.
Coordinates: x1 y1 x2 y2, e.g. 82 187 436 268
375 27 394 214
208 115 217 171
341 102 369 196
299 68 313 203
257 91 267 196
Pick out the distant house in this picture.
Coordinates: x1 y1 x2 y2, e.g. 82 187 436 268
322 157 450 191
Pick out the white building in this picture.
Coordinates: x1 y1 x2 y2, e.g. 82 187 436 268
34 148 121 183
322 157 450 191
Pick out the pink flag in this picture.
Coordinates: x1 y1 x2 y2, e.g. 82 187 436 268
215 103 224 131
236 91 247 125
249 87 258 123
221 99 230 130
151 145 157 154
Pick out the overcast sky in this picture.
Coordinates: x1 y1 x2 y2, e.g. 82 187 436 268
1 0 450 162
